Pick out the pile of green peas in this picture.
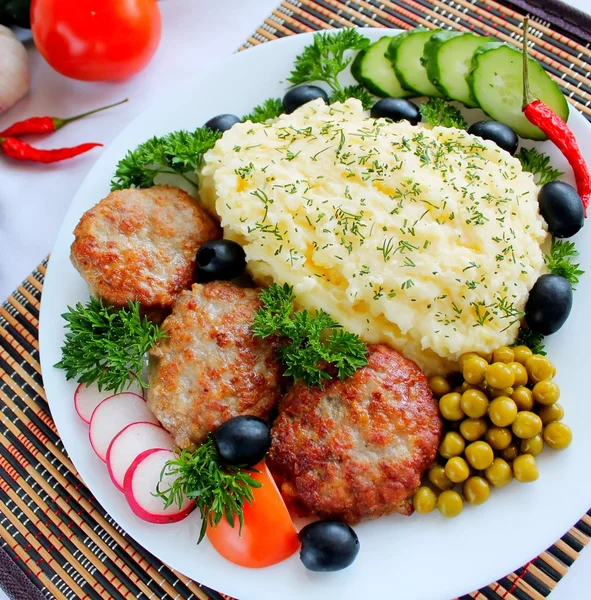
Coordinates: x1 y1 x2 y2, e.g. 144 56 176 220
413 345 572 518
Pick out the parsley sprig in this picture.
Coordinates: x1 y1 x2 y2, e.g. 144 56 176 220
155 439 261 543
252 283 368 387
55 299 165 393
330 84 374 109
545 237 584 289
419 98 467 130
243 98 284 123
514 327 546 355
516 147 563 185
110 127 221 191
288 28 370 95
514 238 584 355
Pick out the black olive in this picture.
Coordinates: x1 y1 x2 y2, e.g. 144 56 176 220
370 98 421 126
283 85 329 114
467 120 519 155
299 521 360 572
195 239 246 282
204 114 241 133
525 274 573 335
538 181 584 239
213 416 271 467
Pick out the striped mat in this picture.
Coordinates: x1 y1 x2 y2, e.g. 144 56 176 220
1 1 590 599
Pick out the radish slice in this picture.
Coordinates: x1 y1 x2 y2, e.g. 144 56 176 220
74 379 145 424
75 382 111 424
106 422 174 491
124 448 194 524
89 393 158 462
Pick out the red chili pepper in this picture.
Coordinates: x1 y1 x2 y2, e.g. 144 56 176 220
0 99 128 138
0 137 102 163
521 17 590 216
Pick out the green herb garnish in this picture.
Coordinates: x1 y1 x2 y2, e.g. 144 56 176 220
331 84 374 109
514 327 546 355
288 28 370 95
419 98 467 130
516 147 564 185
252 283 368 387
55 298 165 393
111 127 222 191
545 237 584 289
243 98 284 123
155 438 261 543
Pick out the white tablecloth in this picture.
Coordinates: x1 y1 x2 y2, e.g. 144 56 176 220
0 0 279 302
0 0 589 598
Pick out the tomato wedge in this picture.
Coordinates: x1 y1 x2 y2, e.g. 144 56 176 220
207 461 299 568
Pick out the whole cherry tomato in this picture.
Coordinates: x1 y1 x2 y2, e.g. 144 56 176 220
31 0 161 81
207 462 300 568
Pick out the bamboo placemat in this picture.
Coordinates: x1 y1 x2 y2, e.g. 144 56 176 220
1 2 591 600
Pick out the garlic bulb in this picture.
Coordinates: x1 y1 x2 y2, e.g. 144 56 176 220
0 25 30 114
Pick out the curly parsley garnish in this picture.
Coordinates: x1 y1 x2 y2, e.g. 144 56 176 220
545 237 584 289
514 327 546 356
110 127 221 191
55 299 165 393
516 147 564 185
155 438 261 543
243 98 284 123
288 28 370 96
331 84 374 109
514 239 583 355
252 283 368 387
419 98 467 130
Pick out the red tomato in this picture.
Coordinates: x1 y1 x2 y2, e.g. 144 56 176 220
31 0 161 81
207 462 300 568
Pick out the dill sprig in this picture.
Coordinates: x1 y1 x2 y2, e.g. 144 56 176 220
110 127 221 191
55 298 166 393
331 84 374 109
419 98 467 130
514 327 546 356
155 439 261 543
288 28 370 94
243 98 284 123
545 237 584 289
252 283 368 387
516 147 564 185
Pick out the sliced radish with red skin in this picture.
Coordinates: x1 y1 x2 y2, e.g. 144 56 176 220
124 448 194 524
89 393 158 462
74 379 145 424
106 422 174 491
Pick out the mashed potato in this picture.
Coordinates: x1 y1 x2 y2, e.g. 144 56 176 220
200 99 547 375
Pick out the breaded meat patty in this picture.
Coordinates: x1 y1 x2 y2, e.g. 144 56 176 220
267 344 442 523
70 185 220 320
147 281 283 448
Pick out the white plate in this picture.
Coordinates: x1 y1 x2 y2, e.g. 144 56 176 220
39 29 591 600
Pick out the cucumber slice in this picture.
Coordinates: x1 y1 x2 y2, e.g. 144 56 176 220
468 42 569 140
351 37 414 98
386 29 443 97
422 31 494 108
